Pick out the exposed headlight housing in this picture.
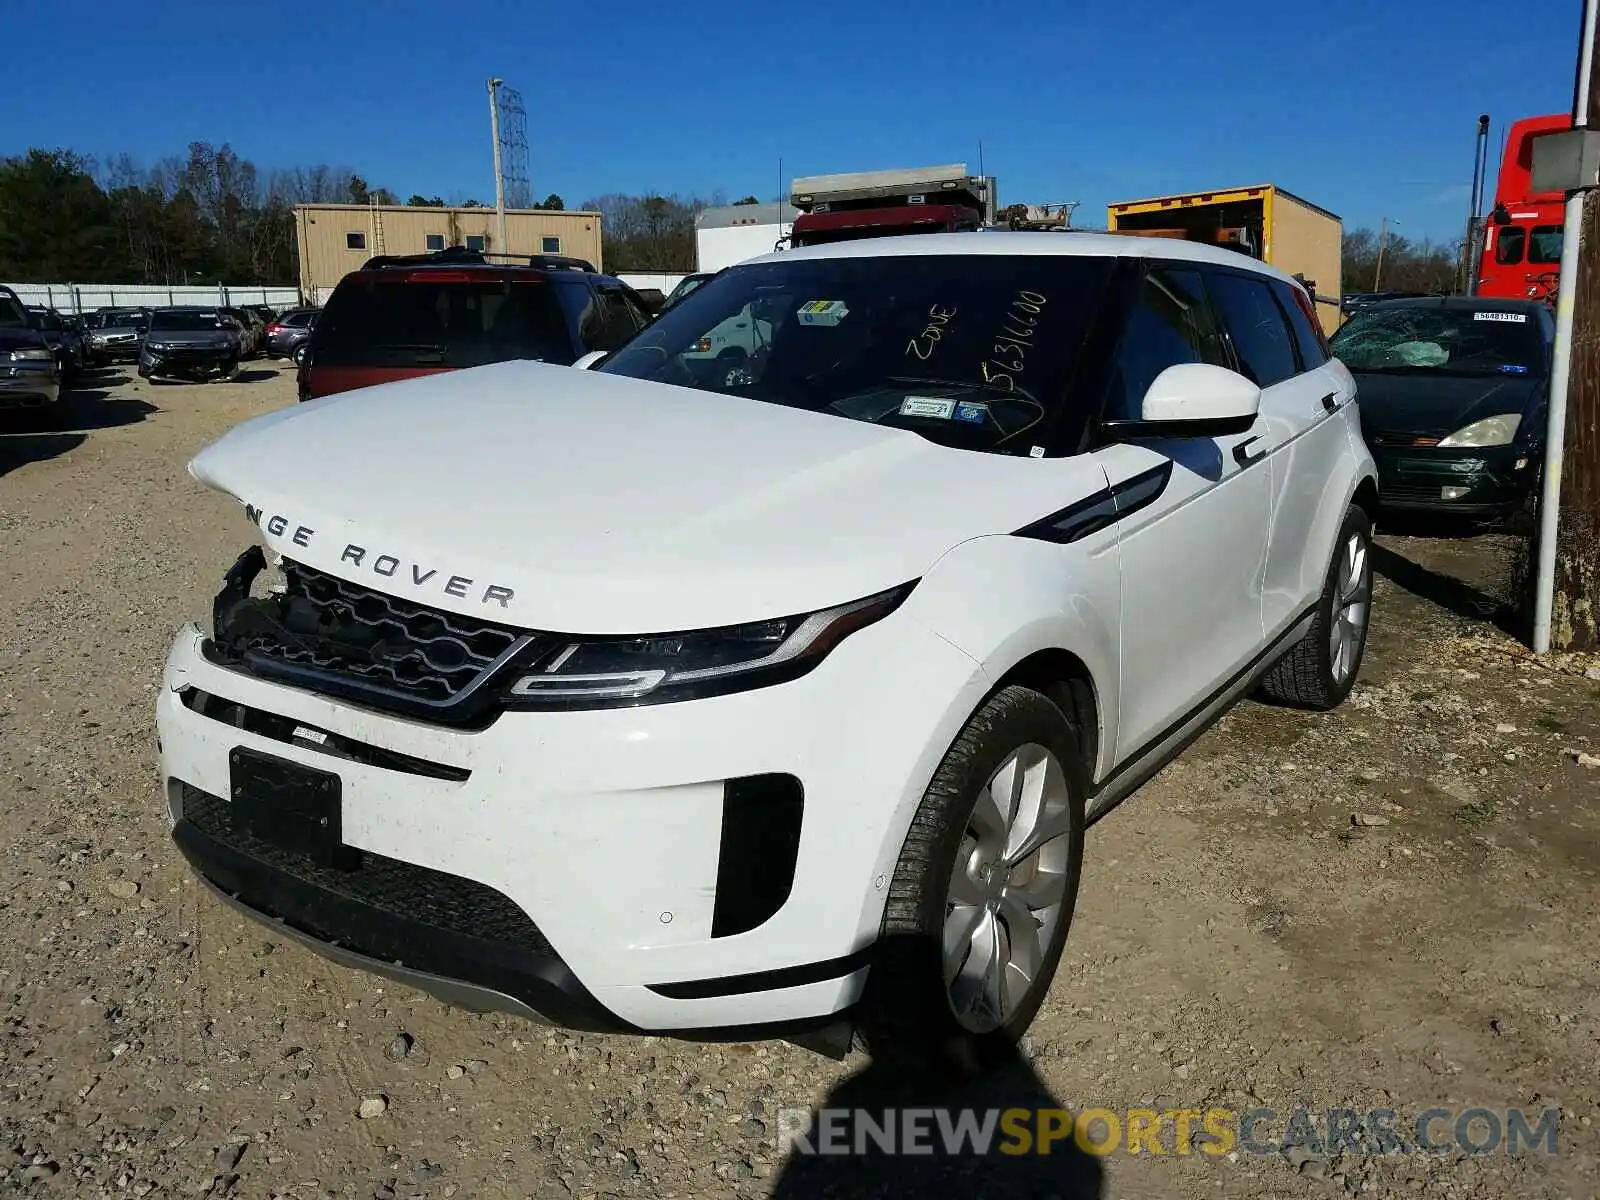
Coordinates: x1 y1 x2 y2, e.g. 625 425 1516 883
1437 413 1521 448
503 583 915 710
8 348 53 363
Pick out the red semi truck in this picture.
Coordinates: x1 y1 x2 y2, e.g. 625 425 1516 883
1478 114 1569 305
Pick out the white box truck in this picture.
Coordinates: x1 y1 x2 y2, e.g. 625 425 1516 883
694 203 798 273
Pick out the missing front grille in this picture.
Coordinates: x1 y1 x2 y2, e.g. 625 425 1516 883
209 551 538 721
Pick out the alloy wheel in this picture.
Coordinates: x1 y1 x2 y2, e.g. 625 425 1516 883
1329 530 1371 684
942 743 1075 1034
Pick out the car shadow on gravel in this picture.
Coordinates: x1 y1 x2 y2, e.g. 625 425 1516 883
232 369 279 384
65 396 159 431
1370 542 1520 637
770 939 1105 1199
0 431 86 476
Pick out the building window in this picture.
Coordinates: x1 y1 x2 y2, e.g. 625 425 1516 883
465 234 487 252
425 234 446 251
346 232 366 250
542 236 561 254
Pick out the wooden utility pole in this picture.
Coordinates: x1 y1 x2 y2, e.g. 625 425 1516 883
1372 217 1393 291
1535 0 1600 652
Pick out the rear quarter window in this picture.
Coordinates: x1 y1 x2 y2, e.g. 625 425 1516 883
1269 279 1329 369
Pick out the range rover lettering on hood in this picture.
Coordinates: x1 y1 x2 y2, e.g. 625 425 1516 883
245 503 515 608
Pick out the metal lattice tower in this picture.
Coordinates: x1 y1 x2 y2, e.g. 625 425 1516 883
495 85 530 209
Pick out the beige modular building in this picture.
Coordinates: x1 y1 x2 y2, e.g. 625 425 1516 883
293 204 604 303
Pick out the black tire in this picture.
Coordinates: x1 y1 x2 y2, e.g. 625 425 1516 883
856 685 1086 1076
1257 504 1373 711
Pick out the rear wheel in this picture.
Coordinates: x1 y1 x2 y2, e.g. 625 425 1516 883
857 685 1085 1075
1257 505 1373 710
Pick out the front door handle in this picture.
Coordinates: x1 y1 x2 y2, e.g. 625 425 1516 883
1233 436 1267 467
1320 391 1339 413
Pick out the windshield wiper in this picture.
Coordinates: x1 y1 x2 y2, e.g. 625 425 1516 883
881 375 1038 402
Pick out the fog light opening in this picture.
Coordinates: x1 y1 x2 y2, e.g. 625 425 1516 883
1440 486 1470 501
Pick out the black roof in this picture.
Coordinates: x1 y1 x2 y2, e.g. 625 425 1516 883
357 246 600 275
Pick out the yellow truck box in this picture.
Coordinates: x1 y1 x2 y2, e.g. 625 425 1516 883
1107 185 1343 336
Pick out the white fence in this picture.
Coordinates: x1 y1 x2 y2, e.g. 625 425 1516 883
2 282 303 315
617 273 687 295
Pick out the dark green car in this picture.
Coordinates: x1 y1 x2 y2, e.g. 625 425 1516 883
1332 297 1554 524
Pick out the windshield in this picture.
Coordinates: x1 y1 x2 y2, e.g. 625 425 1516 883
313 279 575 368
598 254 1113 453
1331 306 1543 377
664 275 710 308
99 310 145 329
150 310 231 332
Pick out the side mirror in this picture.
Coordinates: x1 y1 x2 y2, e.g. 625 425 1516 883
1103 363 1261 439
573 350 607 370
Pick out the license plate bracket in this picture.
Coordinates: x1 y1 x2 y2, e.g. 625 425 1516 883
229 746 343 865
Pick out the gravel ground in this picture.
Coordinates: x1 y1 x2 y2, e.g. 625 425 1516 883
1 362 1598 1199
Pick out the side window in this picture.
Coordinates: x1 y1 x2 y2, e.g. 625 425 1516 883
1529 225 1562 265
425 234 446 252
1207 272 1299 387
1106 267 1228 419
1269 279 1328 369
1495 226 1526 265
464 234 487 252
619 289 654 329
584 287 642 351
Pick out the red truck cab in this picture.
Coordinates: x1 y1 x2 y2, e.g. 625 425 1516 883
1479 114 1569 305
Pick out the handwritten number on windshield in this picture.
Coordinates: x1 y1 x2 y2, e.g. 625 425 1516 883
983 291 1046 388
906 304 957 361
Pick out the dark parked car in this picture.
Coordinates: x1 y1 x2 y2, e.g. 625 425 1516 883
26 305 86 382
264 307 318 361
297 247 655 402
138 307 243 382
241 303 277 323
0 287 63 422
1332 296 1554 525
86 307 151 365
221 306 266 358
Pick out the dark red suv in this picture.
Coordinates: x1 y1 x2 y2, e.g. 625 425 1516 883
296 248 656 403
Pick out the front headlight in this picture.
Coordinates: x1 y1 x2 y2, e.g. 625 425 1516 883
1437 413 1521 448
503 583 914 709
8 348 53 363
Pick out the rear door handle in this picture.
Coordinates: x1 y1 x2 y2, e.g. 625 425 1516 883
1233 436 1267 467
1320 391 1339 413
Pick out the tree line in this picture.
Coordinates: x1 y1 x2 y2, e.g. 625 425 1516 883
0 145 1471 288
1340 227 1462 295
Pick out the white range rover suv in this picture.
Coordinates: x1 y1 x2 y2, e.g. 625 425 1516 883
158 233 1377 1064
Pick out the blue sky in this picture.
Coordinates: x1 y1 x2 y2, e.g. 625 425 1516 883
1 0 1578 244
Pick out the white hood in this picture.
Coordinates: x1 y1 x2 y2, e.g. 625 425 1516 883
189 362 1108 633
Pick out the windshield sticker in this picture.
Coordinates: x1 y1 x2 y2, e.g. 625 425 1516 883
797 300 849 326
1474 311 1528 323
906 304 957 361
953 401 989 424
900 396 957 420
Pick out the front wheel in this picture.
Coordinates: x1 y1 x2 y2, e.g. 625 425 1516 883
857 685 1086 1074
1257 505 1373 710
